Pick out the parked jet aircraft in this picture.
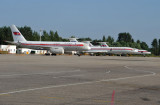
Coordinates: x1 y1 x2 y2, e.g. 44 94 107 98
100 42 151 55
89 42 138 55
8 25 90 55
68 39 138 55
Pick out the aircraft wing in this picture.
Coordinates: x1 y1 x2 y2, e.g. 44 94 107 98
4 41 17 44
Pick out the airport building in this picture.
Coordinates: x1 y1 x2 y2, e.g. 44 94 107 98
0 45 47 55
17 48 31 54
0 45 16 54
17 48 47 55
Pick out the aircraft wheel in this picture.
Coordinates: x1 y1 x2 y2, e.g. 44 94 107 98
45 53 51 56
51 53 57 56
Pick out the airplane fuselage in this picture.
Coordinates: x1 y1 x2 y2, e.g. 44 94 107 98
87 46 138 54
17 41 90 51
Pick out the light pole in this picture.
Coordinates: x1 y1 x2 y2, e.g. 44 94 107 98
40 29 43 41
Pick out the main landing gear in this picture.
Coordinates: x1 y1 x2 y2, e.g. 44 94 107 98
45 52 57 56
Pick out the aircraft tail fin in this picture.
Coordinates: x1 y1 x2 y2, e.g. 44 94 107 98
10 25 27 42
83 41 93 47
98 42 109 47
68 38 78 42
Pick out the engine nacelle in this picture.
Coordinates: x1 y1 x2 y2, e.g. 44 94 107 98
50 47 64 54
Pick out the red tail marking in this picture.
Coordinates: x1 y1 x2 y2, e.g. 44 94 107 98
13 32 20 35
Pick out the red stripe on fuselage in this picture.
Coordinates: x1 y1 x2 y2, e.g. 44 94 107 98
91 48 133 50
21 43 84 46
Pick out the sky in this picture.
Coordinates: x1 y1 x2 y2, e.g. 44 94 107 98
0 0 160 46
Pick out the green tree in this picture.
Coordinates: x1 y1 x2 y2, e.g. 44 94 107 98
41 30 50 41
53 31 61 41
140 41 148 50
117 32 132 43
106 36 114 44
92 39 102 45
135 43 141 49
49 31 54 41
70 36 76 38
151 38 158 55
32 31 40 41
79 37 92 42
136 40 141 44
0 26 12 44
102 35 106 42
112 42 122 47
130 42 137 48
19 26 33 41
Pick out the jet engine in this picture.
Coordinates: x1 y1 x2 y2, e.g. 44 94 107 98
50 47 64 54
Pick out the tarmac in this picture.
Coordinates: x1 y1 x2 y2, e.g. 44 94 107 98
0 54 160 105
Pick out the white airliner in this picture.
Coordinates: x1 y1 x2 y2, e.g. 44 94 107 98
89 42 139 55
100 42 151 55
69 38 138 55
8 25 90 55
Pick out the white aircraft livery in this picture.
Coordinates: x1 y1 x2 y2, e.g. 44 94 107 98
68 39 138 55
100 42 151 55
97 42 138 54
89 43 138 55
9 25 90 55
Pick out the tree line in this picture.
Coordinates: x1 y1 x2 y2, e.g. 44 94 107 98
0 26 68 45
0 26 159 55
